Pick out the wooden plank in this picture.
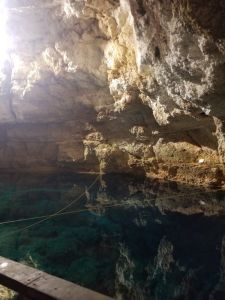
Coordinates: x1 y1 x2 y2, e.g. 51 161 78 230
0 256 113 300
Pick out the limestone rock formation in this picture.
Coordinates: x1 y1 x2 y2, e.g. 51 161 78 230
1 0 225 185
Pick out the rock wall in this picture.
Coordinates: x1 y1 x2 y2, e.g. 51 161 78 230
1 0 225 186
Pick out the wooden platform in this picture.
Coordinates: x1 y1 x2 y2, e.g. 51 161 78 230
0 256 113 300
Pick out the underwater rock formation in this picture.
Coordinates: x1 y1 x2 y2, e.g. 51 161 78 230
1 173 225 299
0 0 225 185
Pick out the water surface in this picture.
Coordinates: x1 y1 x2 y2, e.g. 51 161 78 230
0 173 224 300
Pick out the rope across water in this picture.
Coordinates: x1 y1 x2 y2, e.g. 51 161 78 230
0 180 224 239
0 175 100 239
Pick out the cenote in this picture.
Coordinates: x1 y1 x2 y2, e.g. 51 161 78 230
0 173 224 300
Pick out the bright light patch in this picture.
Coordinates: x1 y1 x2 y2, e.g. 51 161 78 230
0 0 13 67
198 158 205 164
0 262 8 268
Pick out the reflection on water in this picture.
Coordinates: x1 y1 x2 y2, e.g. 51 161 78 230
0 173 224 299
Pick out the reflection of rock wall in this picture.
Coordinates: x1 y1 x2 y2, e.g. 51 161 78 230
0 172 225 299
210 236 225 299
1 0 225 185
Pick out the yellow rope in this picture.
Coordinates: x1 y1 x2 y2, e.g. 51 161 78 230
0 184 224 239
0 175 100 239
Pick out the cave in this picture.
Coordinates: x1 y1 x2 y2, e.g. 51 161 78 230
0 0 225 299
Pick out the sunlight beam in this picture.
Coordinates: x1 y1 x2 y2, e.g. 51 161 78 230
0 0 13 68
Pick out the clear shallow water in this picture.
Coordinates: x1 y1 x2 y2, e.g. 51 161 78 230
0 173 225 299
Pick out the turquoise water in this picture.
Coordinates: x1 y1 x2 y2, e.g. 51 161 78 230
0 173 225 299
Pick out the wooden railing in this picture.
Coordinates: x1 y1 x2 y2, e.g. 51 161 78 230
0 256 113 300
